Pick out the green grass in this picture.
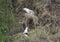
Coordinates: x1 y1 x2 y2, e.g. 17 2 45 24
0 0 16 42
0 33 6 42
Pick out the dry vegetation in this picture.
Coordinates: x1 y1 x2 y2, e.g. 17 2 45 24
6 0 60 42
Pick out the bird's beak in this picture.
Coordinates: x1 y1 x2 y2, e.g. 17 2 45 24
22 8 25 12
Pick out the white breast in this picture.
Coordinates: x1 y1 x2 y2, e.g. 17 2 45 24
23 27 28 37
23 27 28 34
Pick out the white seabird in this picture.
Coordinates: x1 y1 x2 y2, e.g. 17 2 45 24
23 8 35 37
23 8 35 14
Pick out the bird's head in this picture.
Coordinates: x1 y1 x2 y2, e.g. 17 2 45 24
23 8 35 14
23 8 29 11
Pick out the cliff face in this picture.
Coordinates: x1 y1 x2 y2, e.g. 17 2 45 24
9 0 60 32
8 0 60 42
11 0 60 26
